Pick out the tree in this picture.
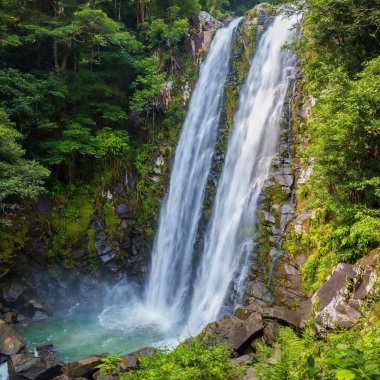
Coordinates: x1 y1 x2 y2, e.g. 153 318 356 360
0 108 49 222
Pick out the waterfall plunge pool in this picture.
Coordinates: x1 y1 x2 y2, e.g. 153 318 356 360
16 302 181 362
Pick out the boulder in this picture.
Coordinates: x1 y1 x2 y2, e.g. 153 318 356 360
293 212 312 234
203 313 264 351
313 264 356 311
119 355 137 371
35 344 58 362
2 283 28 304
262 320 280 346
314 294 360 331
117 347 155 371
230 353 254 365
62 356 103 378
0 320 25 355
9 354 62 380
312 261 378 332
197 11 223 31
235 305 302 329
23 300 53 320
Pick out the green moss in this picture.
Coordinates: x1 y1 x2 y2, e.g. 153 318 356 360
48 193 95 264
283 229 310 258
104 201 119 236
86 228 97 256
0 217 28 264
264 184 289 208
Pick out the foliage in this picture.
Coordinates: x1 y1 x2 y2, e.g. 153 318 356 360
254 321 380 380
321 325 380 380
283 0 380 291
254 327 319 380
130 57 165 113
120 336 244 380
96 353 122 374
144 18 189 48
0 107 49 222
0 218 28 263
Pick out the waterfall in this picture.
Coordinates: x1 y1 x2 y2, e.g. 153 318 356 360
144 17 243 320
186 13 300 333
0 362 8 380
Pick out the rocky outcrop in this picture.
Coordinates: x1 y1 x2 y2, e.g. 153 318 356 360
312 256 378 332
9 354 62 380
0 281 58 324
197 11 224 31
203 313 263 352
236 305 302 329
0 319 25 356
189 30 216 66
117 347 154 371
62 355 103 378
189 11 224 65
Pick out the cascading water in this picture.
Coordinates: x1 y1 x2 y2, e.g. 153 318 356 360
186 13 300 333
144 17 242 320
0 363 8 380
97 18 243 341
18 12 301 362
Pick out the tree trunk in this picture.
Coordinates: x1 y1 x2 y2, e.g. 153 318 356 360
139 0 145 24
53 39 59 71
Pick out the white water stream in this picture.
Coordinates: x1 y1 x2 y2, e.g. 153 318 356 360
186 13 300 332
0 363 8 380
144 17 243 320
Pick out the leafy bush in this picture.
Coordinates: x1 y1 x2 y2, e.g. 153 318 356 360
120 337 244 380
253 322 380 380
321 325 380 380
254 327 319 380
96 353 122 374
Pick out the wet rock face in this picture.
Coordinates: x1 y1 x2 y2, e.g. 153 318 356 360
9 354 62 380
203 313 264 352
0 282 53 321
2 283 28 305
0 319 25 355
0 275 103 321
312 257 378 332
